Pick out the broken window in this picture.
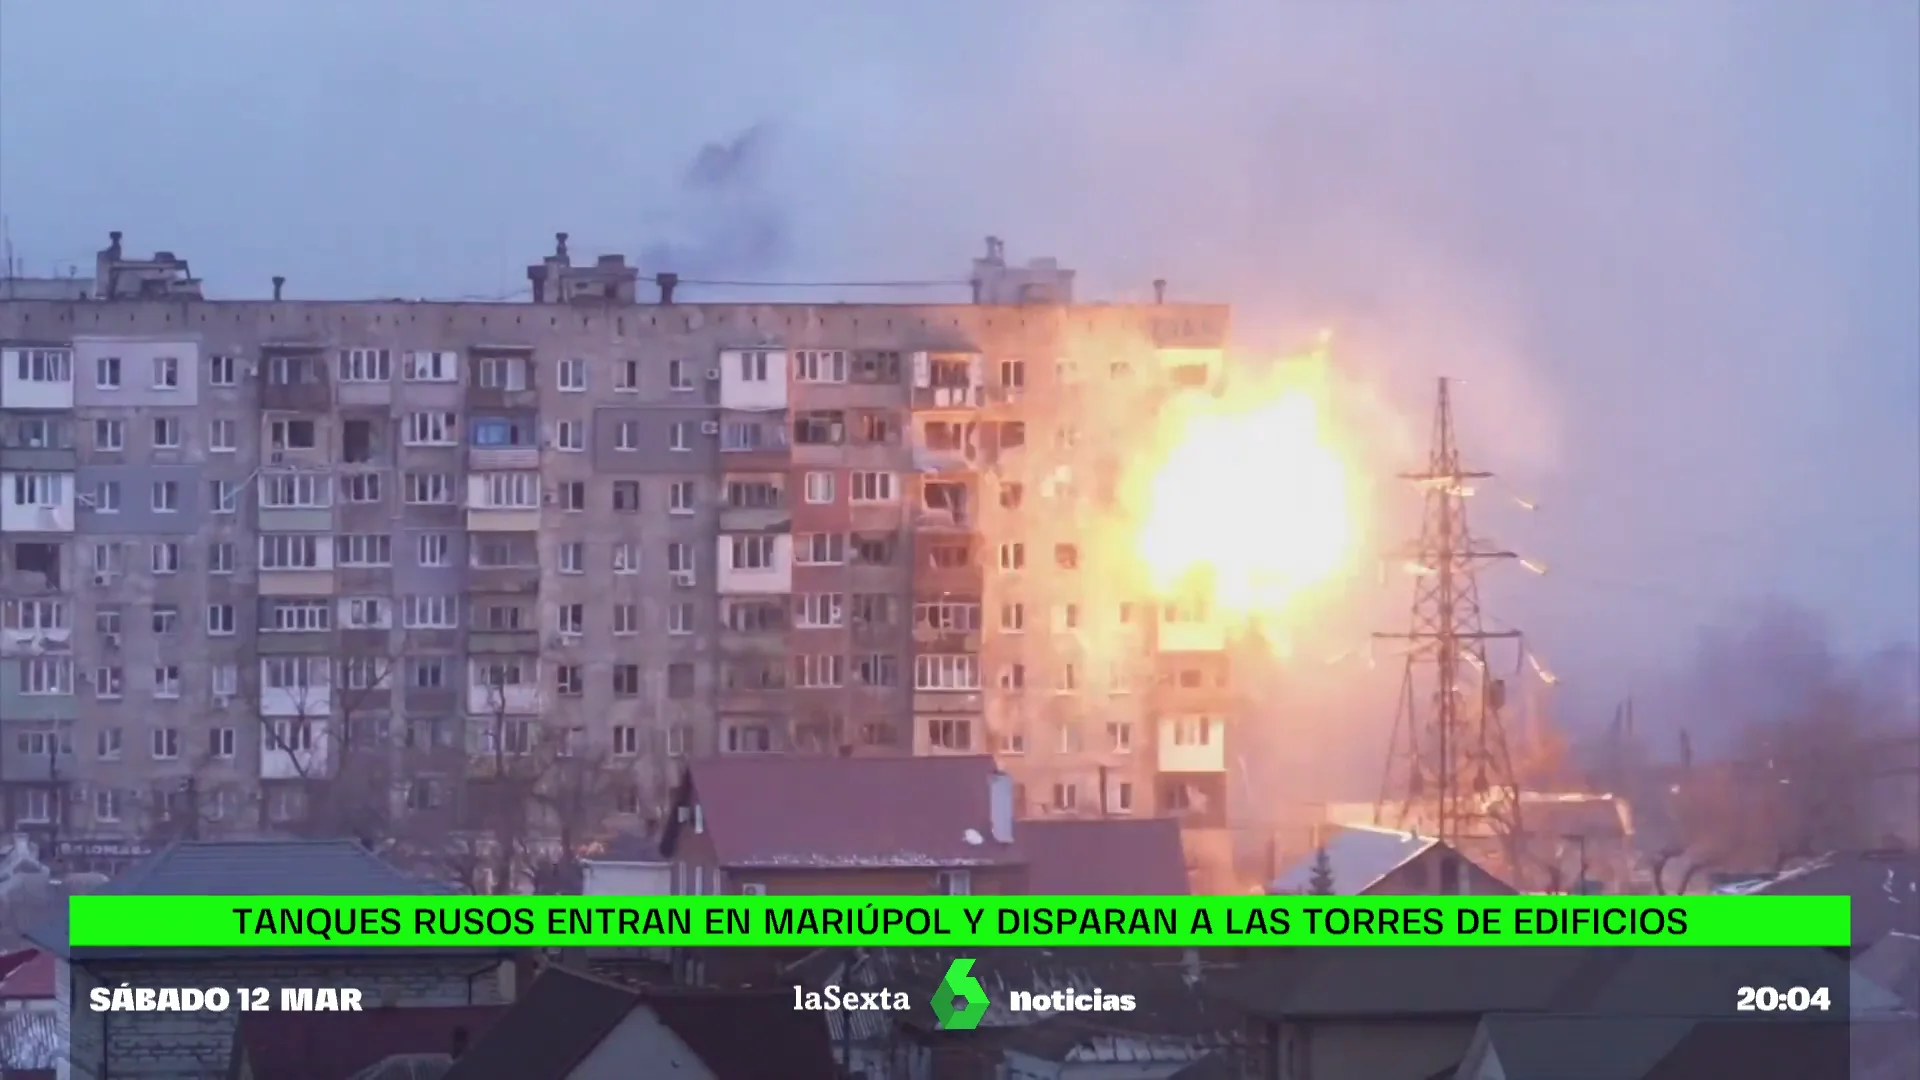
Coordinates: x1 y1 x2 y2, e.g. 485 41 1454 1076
793 411 845 445
1055 543 1079 570
340 419 381 464
929 358 971 387
996 421 1025 449
851 534 896 566
999 482 1024 509
926 542 971 570
7 543 61 590
855 351 901 383
922 420 973 452
856 412 896 444
922 481 969 523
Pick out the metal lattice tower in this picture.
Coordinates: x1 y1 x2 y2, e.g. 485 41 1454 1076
1374 377 1524 846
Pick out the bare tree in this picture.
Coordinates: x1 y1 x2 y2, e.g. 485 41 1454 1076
256 648 400 844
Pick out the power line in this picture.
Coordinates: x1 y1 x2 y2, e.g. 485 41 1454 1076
1373 376 1528 849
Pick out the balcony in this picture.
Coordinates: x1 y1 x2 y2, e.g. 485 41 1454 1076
0 741 75 783
718 416 790 472
259 354 333 411
0 445 77 473
910 352 985 411
469 446 539 470
261 730 334 780
466 681 542 716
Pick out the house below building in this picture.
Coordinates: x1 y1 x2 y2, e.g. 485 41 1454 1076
659 755 1023 895
443 966 835 1080
24 840 518 1080
1268 825 1515 896
228 1004 508 1080
1018 817 1191 895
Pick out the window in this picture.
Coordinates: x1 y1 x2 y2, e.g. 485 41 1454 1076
614 359 640 392
555 664 584 696
1000 603 1025 632
999 543 1026 571
669 480 696 514
668 359 694 389
558 357 586 391
795 533 844 565
729 535 775 570
614 420 639 451
327 534 388 569
94 667 124 699
345 598 390 629
612 664 641 696
336 348 390 382
667 602 693 635
208 354 237 385
915 602 980 632
849 471 895 503
612 725 640 756
9 473 61 508
2 599 67 632
209 542 235 574
794 593 844 629
151 728 181 760
93 419 124 451
928 718 972 751
150 604 180 634
268 418 316 450
148 480 179 512
20 658 73 694
271 719 315 754
150 542 180 575
262 657 325 690
210 727 237 759
481 472 538 508
1055 543 1080 570
794 349 847 383
613 604 639 635
738 350 771 381
150 417 181 448
667 542 693 573
259 534 322 569
1108 721 1133 752
202 480 233 514
669 422 690 451
555 420 584 451
97 728 124 759
803 471 835 504
404 594 458 628
262 472 329 508
13 347 71 382
558 542 584 574
1000 664 1026 690
855 653 898 687
999 358 1026 390
1173 717 1214 746
612 481 641 512
207 604 236 635
914 654 980 691
724 722 773 754
560 481 586 511
153 665 182 699
404 350 458 382
793 654 843 688
152 356 181 389
476 355 529 390
212 664 238 697
409 658 446 688
415 533 452 567
209 418 237 451
405 411 457 445
266 599 330 632
404 472 454 504
723 421 766 451
613 542 639 574
556 603 584 636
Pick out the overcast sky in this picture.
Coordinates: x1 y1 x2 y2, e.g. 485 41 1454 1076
2 2 1915 730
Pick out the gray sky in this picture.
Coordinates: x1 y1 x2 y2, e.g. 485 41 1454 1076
3 1 1916 733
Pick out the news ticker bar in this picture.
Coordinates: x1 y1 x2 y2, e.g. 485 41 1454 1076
68 895 1847 949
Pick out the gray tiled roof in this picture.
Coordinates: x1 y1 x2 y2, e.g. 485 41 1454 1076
29 839 456 957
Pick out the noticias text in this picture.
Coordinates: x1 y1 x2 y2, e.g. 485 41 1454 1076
1008 989 1139 1014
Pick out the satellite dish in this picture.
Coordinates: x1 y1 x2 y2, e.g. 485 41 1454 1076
962 828 984 846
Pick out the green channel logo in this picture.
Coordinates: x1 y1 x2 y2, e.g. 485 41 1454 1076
930 958 989 1031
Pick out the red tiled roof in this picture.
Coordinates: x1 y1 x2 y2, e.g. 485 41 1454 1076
670 755 1021 869
0 952 53 1000
1021 818 1191 895
234 1005 508 1079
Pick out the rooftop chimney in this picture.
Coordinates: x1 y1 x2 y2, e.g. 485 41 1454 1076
108 231 123 258
1153 279 1167 304
988 772 1015 844
555 232 570 260
271 276 285 301
656 272 679 305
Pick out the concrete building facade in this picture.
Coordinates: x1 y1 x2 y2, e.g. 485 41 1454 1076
0 232 1238 885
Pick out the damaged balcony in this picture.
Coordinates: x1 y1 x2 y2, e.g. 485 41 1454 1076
914 478 974 531
466 350 537 408
259 351 333 411
790 409 846 467
718 655 788 713
910 351 984 410
911 418 978 472
720 596 787 649
911 597 982 655
720 474 789 533
913 535 981 595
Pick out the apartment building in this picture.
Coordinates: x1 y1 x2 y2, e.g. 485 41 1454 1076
0 232 1238 884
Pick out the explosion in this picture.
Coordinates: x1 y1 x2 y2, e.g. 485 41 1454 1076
1133 346 1357 628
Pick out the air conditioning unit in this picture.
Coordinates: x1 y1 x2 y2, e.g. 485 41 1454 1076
700 421 720 435
670 570 697 589
212 693 230 709
103 633 121 649
705 368 721 380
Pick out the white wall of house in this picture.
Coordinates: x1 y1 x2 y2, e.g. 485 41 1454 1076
567 1005 717 1079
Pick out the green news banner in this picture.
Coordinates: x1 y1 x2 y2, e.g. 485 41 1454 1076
67 895 1848 949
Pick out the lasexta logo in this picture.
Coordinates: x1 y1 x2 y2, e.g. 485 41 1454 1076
930 958 988 1031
